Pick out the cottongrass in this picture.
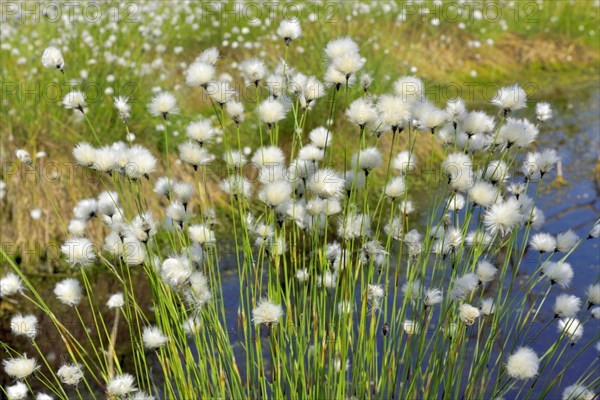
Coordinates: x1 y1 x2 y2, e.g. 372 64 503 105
2 21 599 400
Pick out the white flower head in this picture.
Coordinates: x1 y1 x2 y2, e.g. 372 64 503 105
258 180 292 208
535 102 552 122
542 261 574 288
498 118 538 149
480 298 496 315
57 363 84 386
586 283 600 307
259 99 287 127
148 92 178 119
556 230 578 253
114 96 131 122
189 224 216 246
277 18 302 44
11 314 38 340
352 147 382 174
61 237 96 267
225 101 245 124
492 83 527 114
554 294 582 318
459 303 480 325
7 381 28 400
309 127 332 149
161 257 192 288
476 260 497 284
529 232 556 253
107 292 125 308
392 151 417 174
468 181 498 207
307 168 344 199
483 198 522 236
240 58 267 85
106 373 137 396
346 98 377 128
62 91 86 113
558 318 584 344
424 288 443 307
1 272 25 297
562 383 594 400
324 37 359 60
185 61 215 88
3 355 38 379
142 326 170 349
392 76 424 104
506 347 539 380
42 45 64 71
252 299 283 326
179 141 215 169
54 278 83 306
295 268 309 283
196 47 219 66
16 149 33 166
451 273 479 301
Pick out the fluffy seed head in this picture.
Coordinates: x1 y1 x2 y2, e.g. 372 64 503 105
392 151 417 174
185 61 215 87
54 278 83 306
3 355 38 379
148 92 178 118
189 224 216 246
41 45 64 70
61 237 96 267
106 373 137 396
558 318 584 344
142 326 170 349
252 299 283 326
424 288 443 306
307 168 344 198
491 84 527 113
11 314 38 340
530 233 557 253
542 261 574 288
277 18 302 43
6 381 28 400
106 292 125 308
62 91 86 111
483 198 522 236
16 149 33 166
57 363 84 386
561 384 594 400
554 294 582 318
468 181 498 207
556 230 578 253
459 303 480 325
345 98 377 127
586 284 600 305
506 347 539 380
1 272 24 297
536 102 553 122
476 260 497 284
259 99 287 126
114 96 131 122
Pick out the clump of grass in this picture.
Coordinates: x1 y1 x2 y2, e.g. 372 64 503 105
2 4 600 400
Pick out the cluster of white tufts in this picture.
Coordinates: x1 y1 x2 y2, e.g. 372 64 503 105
1 14 597 399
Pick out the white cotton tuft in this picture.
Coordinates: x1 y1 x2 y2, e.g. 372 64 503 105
42 45 64 70
54 278 83 306
142 326 170 349
554 294 582 318
506 347 538 380
252 299 283 326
